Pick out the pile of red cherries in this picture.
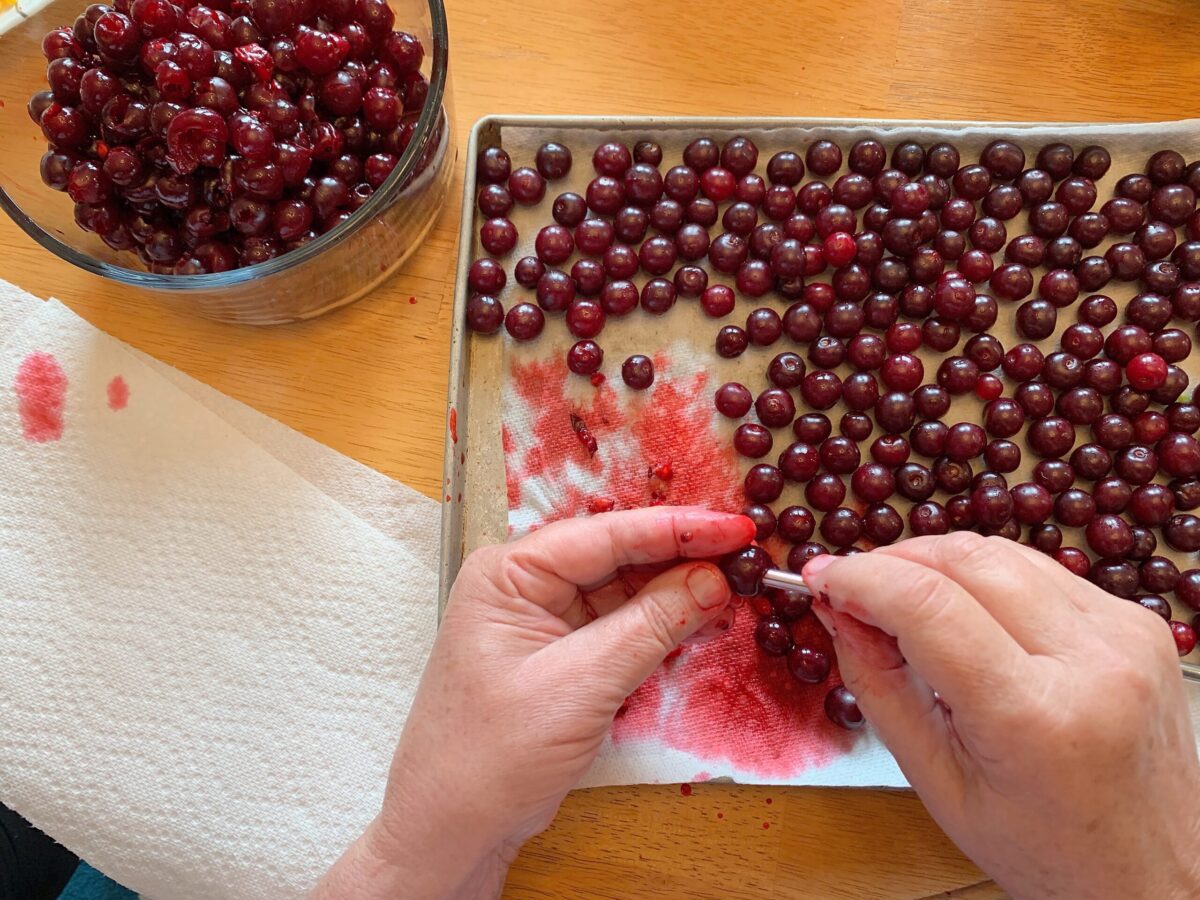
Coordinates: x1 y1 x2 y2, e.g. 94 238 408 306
30 0 429 273
465 134 1200 730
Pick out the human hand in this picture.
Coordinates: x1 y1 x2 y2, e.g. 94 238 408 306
313 507 753 900
802 533 1200 900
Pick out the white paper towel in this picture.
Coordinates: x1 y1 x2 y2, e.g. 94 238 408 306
0 283 441 554
0 292 439 899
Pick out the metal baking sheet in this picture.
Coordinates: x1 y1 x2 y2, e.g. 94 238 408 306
439 113 1200 674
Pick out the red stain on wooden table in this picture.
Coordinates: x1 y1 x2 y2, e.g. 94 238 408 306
14 352 67 442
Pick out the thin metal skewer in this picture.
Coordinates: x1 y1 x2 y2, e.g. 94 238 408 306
761 568 813 595
760 567 1200 687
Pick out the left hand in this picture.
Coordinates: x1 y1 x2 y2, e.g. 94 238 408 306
313 507 752 899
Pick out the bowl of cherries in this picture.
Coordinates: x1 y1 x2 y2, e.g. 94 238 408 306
0 0 452 323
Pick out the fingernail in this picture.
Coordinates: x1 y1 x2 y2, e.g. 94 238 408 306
734 515 758 542
802 554 835 579
686 566 729 611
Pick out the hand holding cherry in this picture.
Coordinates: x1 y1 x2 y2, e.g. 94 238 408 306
313 507 751 899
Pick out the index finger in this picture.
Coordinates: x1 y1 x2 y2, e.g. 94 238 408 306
508 507 755 592
802 551 1031 715
866 534 1087 652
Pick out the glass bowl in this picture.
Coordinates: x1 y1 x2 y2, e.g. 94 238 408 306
0 0 454 324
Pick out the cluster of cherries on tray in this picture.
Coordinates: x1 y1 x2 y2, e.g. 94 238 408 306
31 0 430 273
465 133 1200 731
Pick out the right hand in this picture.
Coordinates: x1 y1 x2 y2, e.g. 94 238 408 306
802 533 1200 900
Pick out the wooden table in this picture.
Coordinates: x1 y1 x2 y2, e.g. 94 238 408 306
4 0 1200 895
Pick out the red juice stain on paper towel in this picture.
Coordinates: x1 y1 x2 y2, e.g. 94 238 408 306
503 353 852 779
506 353 742 518
502 425 521 509
14 352 67 442
612 609 850 778
106 375 129 411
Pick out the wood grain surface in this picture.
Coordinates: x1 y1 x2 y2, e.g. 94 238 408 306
4 0 1200 896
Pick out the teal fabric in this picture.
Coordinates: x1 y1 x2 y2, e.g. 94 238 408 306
58 863 137 900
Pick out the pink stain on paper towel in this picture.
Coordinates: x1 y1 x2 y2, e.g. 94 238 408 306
610 607 850 779
505 353 741 519
14 352 67 442
502 353 853 779
107 375 129 411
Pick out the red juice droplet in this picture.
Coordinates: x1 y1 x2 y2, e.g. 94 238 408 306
762 821 770 830
716 812 724 819
448 407 458 443
408 296 417 304
679 783 693 797
106 375 129 411
14 352 67 442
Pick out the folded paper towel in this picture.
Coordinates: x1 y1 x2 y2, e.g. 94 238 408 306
0 287 439 899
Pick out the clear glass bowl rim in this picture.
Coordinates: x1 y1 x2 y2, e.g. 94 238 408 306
0 0 450 293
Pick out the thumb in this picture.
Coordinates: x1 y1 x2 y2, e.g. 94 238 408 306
803 554 964 796
547 561 732 700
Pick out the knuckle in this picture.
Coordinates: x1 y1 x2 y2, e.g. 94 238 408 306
935 531 994 572
637 592 684 654
456 544 529 607
1109 606 1178 671
464 542 504 574
902 568 960 628
1145 619 1181 663
1120 661 1159 706
492 552 530 597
